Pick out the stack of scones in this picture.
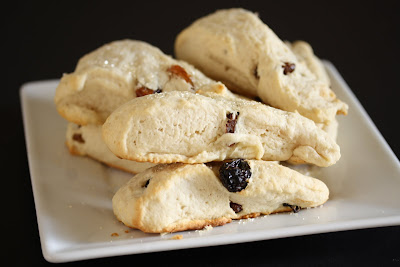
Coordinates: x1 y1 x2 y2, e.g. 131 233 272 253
55 9 348 233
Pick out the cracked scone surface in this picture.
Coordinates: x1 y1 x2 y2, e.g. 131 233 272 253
102 91 340 167
55 39 217 125
112 160 329 233
66 123 155 174
175 8 348 124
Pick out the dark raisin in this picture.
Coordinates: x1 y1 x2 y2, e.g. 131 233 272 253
143 179 150 188
283 203 301 213
253 97 263 103
282 62 296 75
219 159 251 192
230 201 243 213
154 89 163 94
72 133 85 143
136 86 155 97
226 112 239 133
167 65 194 87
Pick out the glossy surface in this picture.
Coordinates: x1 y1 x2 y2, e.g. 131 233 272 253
20 62 400 263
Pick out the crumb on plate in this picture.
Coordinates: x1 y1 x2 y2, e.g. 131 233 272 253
171 234 183 240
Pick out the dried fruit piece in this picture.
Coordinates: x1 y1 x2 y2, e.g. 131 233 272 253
72 133 85 143
229 201 243 213
167 65 194 86
136 87 154 97
143 179 150 188
226 112 239 133
283 203 301 213
282 62 296 75
136 87 162 97
219 159 251 192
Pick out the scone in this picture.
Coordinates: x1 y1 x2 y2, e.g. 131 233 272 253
102 90 341 167
286 118 338 165
66 123 155 174
113 160 329 233
287 40 338 141
64 82 240 173
287 40 338 160
175 8 348 125
286 40 331 86
55 39 220 126
56 39 238 173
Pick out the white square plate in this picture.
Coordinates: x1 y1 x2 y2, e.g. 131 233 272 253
21 62 400 263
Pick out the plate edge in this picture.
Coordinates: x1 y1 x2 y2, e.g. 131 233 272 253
323 60 400 168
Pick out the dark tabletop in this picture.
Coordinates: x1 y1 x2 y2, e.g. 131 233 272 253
3 1 399 266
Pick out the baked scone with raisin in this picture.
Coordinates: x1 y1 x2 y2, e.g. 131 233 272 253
102 90 341 167
113 160 329 233
56 39 238 173
55 39 221 126
285 41 339 164
66 123 155 174
287 40 339 157
287 41 339 164
286 40 339 141
175 8 348 125
64 83 239 173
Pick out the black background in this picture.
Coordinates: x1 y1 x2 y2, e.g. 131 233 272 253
3 0 399 265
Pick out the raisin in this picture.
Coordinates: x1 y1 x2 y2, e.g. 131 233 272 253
219 159 251 192
143 179 150 188
154 89 163 94
252 97 262 103
283 203 301 213
136 86 155 97
226 112 239 133
72 133 85 143
282 62 296 75
167 65 194 87
230 201 243 213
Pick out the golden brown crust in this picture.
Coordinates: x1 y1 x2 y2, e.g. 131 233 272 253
235 206 296 219
122 207 304 233
160 217 232 233
65 140 84 156
118 216 232 233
